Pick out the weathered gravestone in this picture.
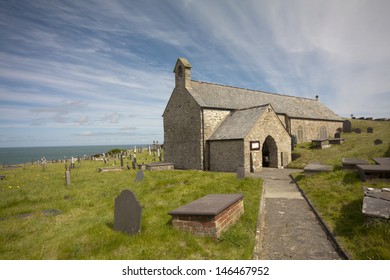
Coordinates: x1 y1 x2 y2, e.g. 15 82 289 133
120 153 124 167
334 132 341 138
114 189 142 235
343 120 352 133
354 128 361 134
65 170 71 186
134 169 144 182
132 161 136 170
374 139 383 145
367 127 373 133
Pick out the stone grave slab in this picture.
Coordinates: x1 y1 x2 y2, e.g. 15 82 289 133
311 139 331 149
357 165 390 181
134 170 144 182
304 163 333 176
98 167 124 172
373 158 390 166
362 196 390 219
114 189 142 235
146 162 174 171
342 158 369 170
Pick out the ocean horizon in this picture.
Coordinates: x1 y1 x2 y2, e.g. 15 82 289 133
0 144 148 165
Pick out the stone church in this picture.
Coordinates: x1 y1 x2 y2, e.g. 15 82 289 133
163 58 344 173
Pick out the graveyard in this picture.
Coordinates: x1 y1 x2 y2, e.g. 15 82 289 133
0 119 389 259
0 153 261 259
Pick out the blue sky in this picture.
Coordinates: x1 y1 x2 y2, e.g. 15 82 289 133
1 0 389 147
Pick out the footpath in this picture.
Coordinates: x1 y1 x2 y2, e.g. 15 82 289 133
251 168 342 260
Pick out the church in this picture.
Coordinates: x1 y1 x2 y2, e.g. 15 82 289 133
163 58 344 173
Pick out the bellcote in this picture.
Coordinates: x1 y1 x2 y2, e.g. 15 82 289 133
173 58 191 88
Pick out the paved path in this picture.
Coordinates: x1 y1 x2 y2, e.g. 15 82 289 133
251 168 341 260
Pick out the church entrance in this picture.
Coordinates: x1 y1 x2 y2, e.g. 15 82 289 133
262 136 278 168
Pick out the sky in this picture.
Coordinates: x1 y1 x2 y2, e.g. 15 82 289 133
1 0 389 147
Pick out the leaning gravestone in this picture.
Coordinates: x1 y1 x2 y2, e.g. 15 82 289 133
367 127 373 133
343 120 352 133
134 169 144 182
114 189 142 235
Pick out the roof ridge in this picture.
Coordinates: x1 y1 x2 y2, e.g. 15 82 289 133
191 80 317 101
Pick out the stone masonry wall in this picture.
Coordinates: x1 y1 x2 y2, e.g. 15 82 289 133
245 107 292 172
163 87 203 169
209 140 244 172
290 119 344 143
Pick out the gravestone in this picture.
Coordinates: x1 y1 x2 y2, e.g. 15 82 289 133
367 127 373 133
65 171 71 186
120 153 124 167
134 170 144 182
114 189 142 235
132 161 136 170
354 128 361 134
334 132 341 138
236 166 246 179
374 139 383 145
343 120 352 132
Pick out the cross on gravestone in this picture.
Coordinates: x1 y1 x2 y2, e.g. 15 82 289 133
114 189 142 235
134 170 144 182
367 127 373 133
65 170 71 186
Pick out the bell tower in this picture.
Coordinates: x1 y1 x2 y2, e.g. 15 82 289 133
173 58 191 88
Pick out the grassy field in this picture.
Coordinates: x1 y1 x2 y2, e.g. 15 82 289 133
290 119 390 259
0 154 262 259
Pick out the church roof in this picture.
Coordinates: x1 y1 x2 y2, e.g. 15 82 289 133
208 105 269 140
188 80 343 121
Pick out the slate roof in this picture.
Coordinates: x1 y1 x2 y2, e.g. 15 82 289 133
189 80 343 121
208 105 269 140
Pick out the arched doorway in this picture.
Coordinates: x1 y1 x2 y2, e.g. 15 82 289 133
262 136 278 168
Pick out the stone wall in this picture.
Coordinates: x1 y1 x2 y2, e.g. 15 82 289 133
209 140 244 172
163 87 203 169
290 119 344 143
244 106 292 172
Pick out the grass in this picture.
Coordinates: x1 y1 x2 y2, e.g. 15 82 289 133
0 154 262 259
290 119 390 259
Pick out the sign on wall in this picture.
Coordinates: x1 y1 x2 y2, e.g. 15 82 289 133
250 141 260 151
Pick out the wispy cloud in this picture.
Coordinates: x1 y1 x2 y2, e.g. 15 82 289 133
0 0 389 146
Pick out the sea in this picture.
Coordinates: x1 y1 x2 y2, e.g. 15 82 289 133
0 145 147 165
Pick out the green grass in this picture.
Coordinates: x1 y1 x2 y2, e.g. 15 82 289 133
291 119 390 259
0 156 261 259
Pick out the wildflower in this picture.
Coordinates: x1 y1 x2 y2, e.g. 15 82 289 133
16 186 20 189
8 186 12 189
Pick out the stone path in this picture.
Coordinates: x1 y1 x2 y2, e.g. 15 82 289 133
251 168 341 260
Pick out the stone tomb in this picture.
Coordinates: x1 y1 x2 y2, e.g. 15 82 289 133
357 165 390 181
311 139 331 149
114 189 142 235
373 157 390 166
362 187 390 219
168 194 244 239
146 162 174 171
342 158 369 170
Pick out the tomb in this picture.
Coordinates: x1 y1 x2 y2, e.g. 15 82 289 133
373 157 390 166
342 158 369 170
304 163 333 176
356 165 390 182
146 162 174 171
168 194 244 239
98 167 124 172
362 187 390 219
311 139 331 149
329 138 345 145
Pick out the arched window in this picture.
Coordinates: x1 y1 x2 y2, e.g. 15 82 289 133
320 126 327 139
297 126 304 143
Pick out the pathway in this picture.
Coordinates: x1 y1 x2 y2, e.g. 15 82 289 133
251 168 341 260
